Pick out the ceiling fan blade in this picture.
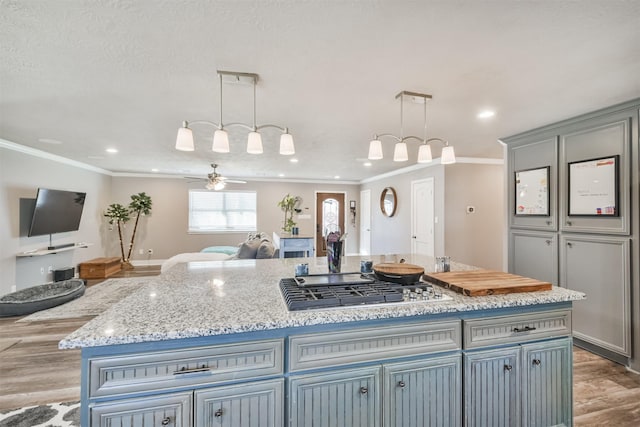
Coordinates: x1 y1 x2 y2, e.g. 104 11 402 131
224 179 247 184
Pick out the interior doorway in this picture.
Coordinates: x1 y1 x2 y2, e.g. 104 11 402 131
411 178 435 256
316 192 345 257
359 189 371 255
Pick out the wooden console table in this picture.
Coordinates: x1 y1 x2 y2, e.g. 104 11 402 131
272 232 315 258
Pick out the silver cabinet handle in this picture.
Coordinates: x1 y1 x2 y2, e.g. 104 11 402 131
567 242 573 248
359 386 368 394
504 365 513 372
546 220 552 225
173 364 211 375
214 408 223 418
397 380 406 388
513 326 537 333
532 359 541 366
566 220 572 226
161 417 171 426
545 240 552 245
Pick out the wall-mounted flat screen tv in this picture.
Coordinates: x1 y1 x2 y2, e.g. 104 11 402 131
28 188 87 237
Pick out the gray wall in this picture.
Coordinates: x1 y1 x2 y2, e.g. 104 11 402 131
1 146 110 296
360 162 504 269
444 163 504 270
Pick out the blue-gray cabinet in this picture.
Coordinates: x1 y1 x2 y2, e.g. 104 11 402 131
384 355 461 427
195 379 283 427
91 391 192 426
289 366 380 427
463 338 572 427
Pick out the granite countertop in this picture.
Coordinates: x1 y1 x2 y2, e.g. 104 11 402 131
59 254 585 349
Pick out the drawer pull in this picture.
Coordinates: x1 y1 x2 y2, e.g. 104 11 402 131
504 364 513 372
173 364 211 375
214 408 223 418
397 380 406 388
532 359 541 366
359 386 368 395
513 326 537 333
161 417 171 426
545 239 552 245
566 221 572 226
546 220 552 225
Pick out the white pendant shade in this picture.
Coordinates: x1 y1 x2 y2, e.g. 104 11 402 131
279 133 295 155
368 139 383 160
393 142 408 162
175 127 194 151
212 129 230 153
246 131 263 154
441 145 456 164
417 144 433 163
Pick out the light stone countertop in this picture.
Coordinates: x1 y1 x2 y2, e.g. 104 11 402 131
59 254 585 349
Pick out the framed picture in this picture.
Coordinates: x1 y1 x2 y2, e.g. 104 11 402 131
568 155 619 216
515 166 550 216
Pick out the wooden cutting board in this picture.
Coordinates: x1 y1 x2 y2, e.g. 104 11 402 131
373 262 425 275
422 270 552 296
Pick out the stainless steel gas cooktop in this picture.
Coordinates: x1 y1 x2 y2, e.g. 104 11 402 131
279 272 451 311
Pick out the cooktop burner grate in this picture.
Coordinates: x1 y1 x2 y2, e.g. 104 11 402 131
279 274 448 311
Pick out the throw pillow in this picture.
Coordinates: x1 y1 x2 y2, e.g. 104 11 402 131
256 241 276 259
236 237 262 259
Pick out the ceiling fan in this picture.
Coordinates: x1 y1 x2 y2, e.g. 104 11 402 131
188 164 246 190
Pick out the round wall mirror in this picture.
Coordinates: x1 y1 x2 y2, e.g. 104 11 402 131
380 187 397 217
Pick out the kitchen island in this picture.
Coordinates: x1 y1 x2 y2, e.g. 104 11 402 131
61 254 584 426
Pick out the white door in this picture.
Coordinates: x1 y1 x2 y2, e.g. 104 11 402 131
411 178 434 256
359 189 371 255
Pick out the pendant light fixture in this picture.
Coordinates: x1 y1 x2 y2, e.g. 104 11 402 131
368 91 455 165
175 70 294 156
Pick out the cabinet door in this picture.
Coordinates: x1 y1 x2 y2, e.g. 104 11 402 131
521 338 572 427
195 378 283 427
509 231 558 285
384 354 461 427
508 135 558 231
561 234 631 356
91 392 192 427
289 366 380 427
559 110 633 234
463 347 520 427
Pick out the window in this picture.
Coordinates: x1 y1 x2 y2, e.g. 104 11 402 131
189 190 257 233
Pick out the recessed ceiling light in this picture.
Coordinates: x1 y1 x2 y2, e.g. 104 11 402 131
290 158 298 163
364 162 372 167
477 110 495 119
151 168 159 172
105 148 118 153
334 175 340 179
38 138 62 144
278 173 285 177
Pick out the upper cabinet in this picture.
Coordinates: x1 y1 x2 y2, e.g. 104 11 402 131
559 110 633 235
508 134 558 231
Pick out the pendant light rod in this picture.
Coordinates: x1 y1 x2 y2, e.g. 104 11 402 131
175 70 294 155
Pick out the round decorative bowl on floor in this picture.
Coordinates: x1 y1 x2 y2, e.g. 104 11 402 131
0 279 86 317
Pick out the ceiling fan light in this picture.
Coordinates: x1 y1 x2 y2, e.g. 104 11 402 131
417 144 433 163
214 181 226 191
441 145 456 164
175 126 194 151
368 139 383 160
279 133 295 155
247 131 263 154
212 129 230 153
393 142 408 162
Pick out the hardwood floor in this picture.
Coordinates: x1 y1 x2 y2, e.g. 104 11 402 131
1 267 639 425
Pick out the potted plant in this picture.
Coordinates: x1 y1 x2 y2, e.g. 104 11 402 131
104 192 152 269
277 194 301 233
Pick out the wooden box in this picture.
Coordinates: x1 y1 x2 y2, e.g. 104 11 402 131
79 257 122 280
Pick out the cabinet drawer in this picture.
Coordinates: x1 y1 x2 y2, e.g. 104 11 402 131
91 391 192 426
289 320 461 372
89 339 283 398
463 309 571 349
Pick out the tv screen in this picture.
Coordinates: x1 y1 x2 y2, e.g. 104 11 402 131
28 188 86 237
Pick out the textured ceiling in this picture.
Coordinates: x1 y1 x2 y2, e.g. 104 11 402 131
1 0 639 182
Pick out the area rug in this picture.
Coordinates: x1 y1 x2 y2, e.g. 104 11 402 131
17 276 155 322
0 401 80 427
